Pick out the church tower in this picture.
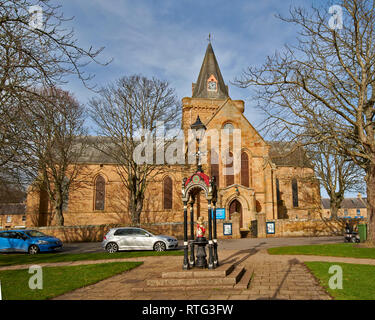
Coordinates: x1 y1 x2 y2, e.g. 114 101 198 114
182 43 230 134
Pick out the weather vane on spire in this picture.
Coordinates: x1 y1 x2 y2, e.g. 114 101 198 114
207 33 212 43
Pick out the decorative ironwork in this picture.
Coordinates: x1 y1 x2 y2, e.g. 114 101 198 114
181 169 218 270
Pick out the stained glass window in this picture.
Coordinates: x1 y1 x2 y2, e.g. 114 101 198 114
163 176 173 210
241 152 249 187
211 150 220 188
292 178 299 208
95 175 105 211
225 152 234 187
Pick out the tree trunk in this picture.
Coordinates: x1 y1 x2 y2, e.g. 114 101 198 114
330 204 339 219
54 205 64 226
54 195 65 226
366 163 375 245
129 192 144 225
330 196 343 219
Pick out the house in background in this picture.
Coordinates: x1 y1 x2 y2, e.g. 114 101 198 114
0 182 27 229
321 193 367 219
0 203 26 229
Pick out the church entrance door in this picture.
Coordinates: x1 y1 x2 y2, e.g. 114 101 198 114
229 199 243 228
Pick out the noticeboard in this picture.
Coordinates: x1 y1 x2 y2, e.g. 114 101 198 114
266 222 275 235
223 223 232 236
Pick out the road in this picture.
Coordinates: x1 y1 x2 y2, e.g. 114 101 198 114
60 236 343 254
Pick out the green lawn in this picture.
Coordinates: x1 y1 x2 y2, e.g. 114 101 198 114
0 250 183 267
0 261 142 300
268 243 375 259
305 262 375 300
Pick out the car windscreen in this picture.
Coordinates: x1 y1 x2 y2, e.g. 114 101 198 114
24 230 47 237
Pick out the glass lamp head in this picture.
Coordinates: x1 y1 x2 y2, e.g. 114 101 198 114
191 116 207 142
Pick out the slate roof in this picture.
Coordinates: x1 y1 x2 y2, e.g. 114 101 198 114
0 182 26 203
76 138 314 168
192 43 229 99
268 141 313 168
0 203 26 215
76 136 118 164
321 198 367 209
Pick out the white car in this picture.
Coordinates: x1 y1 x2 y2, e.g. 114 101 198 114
102 227 179 253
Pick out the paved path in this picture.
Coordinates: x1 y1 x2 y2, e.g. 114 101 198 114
51 248 338 300
4 242 372 300
60 236 343 254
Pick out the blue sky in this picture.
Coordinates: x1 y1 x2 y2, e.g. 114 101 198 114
57 0 359 198
60 0 325 126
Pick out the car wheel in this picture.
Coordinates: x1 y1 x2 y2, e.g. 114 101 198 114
351 237 357 243
28 245 39 255
106 242 119 253
154 241 166 252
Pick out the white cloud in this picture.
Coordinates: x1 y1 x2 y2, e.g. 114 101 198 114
60 0 317 130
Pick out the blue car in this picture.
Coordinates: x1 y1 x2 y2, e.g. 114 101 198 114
0 229 63 254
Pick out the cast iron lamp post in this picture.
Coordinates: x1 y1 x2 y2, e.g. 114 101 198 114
191 116 215 269
182 116 218 270
191 116 207 172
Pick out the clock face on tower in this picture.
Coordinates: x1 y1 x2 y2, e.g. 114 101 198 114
207 81 217 91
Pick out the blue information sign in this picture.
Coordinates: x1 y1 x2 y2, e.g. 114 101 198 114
211 208 225 220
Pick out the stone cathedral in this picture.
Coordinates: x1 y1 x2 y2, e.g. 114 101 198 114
27 43 321 235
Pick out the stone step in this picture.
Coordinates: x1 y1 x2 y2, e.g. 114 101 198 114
162 263 235 279
234 268 254 290
146 266 245 287
132 285 239 293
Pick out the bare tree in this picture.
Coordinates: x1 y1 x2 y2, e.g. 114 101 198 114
306 142 365 218
236 0 375 244
89 75 181 225
18 88 88 226
0 0 108 181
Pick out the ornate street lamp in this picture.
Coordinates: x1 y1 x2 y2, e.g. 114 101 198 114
191 116 207 172
181 116 219 270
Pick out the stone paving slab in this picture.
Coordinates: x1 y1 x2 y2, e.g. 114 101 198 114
51 248 335 300
0 247 340 300
0 256 152 271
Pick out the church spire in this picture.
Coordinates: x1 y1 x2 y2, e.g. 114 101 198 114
192 43 229 99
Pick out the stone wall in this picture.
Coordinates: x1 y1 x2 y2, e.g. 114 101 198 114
262 219 350 238
32 217 357 243
33 215 241 243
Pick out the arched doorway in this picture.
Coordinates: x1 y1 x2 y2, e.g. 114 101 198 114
229 199 243 228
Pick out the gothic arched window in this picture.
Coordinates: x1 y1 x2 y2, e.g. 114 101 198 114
225 152 234 187
163 176 173 210
223 122 234 134
94 175 106 211
241 152 249 187
292 178 299 208
276 178 281 202
211 150 220 188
